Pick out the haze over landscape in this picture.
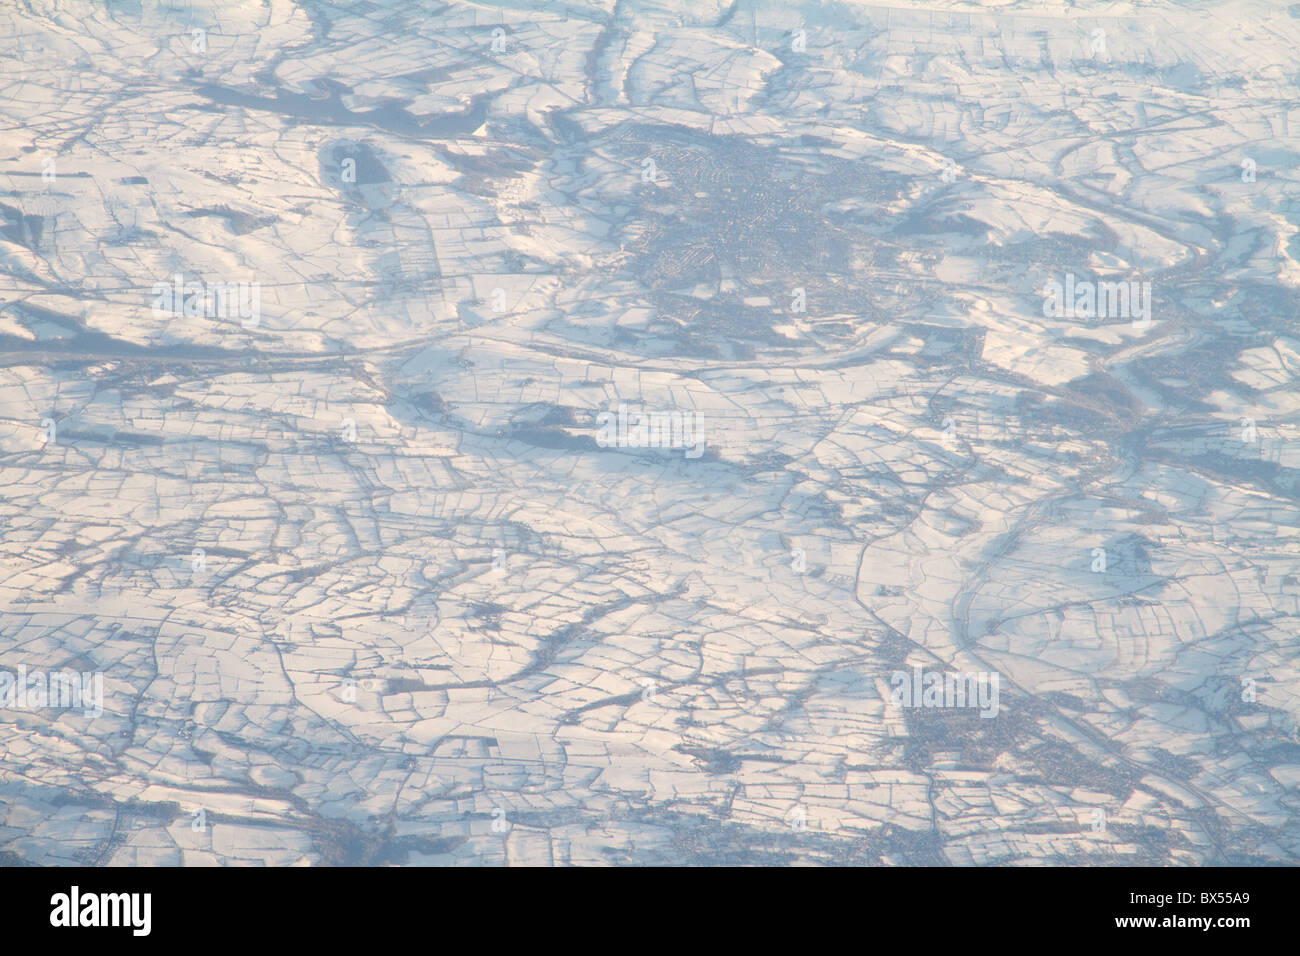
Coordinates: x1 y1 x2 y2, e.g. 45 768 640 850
1 0 1298 865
